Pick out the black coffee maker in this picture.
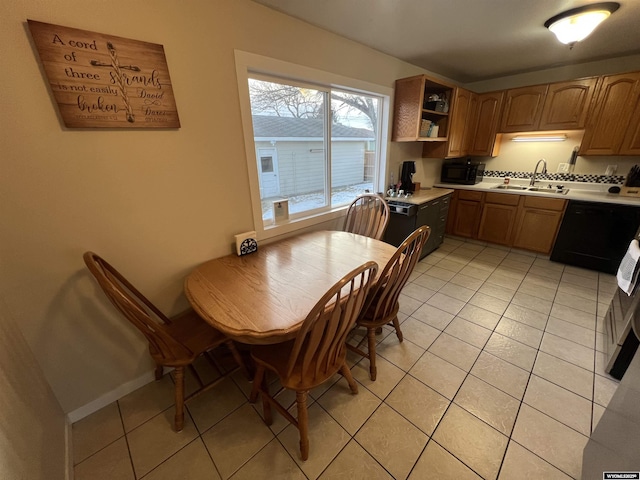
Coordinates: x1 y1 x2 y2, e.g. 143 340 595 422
400 161 416 192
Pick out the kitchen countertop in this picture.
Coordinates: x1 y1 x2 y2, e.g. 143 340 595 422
385 187 454 205
434 180 640 206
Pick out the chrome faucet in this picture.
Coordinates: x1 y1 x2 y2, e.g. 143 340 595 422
530 158 547 186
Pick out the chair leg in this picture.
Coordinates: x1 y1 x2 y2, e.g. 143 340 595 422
340 363 358 394
391 315 403 342
366 327 378 381
296 391 310 461
226 340 253 380
249 365 264 403
154 365 163 381
173 366 185 431
261 379 272 426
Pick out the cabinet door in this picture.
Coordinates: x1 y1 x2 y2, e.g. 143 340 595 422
445 190 459 234
513 208 564 254
580 72 640 155
446 88 473 157
477 193 519 245
499 85 548 133
539 78 597 130
451 199 482 238
392 76 424 141
418 200 441 257
467 91 504 156
620 88 640 155
393 75 455 142
423 88 473 158
513 197 566 254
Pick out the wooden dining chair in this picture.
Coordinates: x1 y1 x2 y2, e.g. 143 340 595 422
83 251 246 431
343 193 390 240
248 261 379 461
347 225 430 380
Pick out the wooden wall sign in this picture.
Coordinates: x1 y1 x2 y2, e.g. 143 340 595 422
28 20 180 128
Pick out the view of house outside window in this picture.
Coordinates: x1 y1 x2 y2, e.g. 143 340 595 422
248 76 381 223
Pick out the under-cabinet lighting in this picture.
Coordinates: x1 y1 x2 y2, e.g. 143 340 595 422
511 134 567 142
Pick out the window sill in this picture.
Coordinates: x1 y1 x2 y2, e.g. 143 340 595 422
258 206 348 241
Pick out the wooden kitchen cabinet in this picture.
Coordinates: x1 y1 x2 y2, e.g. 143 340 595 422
418 194 451 257
384 193 451 258
446 189 567 254
499 85 548 133
580 72 640 155
392 75 455 142
448 190 483 238
500 79 597 133
512 196 567 254
620 96 640 155
477 192 519 245
422 87 474 158
538 78 597 130
467 91 504 157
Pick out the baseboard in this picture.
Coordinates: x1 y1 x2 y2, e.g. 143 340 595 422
66 369 158 424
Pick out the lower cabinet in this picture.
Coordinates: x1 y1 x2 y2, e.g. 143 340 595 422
477 193 520 245
512 196 566 254
447 190 567 254
385 193 451 259
448 190 483 238
419 194 451 256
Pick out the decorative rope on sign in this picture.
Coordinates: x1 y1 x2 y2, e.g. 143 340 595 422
107 42 135 123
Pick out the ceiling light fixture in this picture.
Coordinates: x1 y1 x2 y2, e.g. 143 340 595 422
544 2 620 47
511 134 568 142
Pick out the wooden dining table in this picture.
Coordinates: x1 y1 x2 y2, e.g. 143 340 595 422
184 230 397 345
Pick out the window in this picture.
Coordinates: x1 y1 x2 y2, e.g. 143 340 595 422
235 51 391 239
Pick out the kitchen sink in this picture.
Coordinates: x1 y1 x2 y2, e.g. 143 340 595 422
491 184 570 195
492 185 528 190
527 186 570 194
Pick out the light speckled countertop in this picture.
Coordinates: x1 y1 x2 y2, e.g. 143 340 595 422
385 187 453 205
433 180 640 206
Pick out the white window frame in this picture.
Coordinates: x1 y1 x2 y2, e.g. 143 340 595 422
235 50 392 241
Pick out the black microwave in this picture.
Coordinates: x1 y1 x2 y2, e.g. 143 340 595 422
441 162 485 185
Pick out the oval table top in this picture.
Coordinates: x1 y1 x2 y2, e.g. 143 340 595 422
184 230 397 344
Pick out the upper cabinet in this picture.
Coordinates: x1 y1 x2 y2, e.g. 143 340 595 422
423 89 504 158
620 94 640 155
392 75 455 142
539 78 597 130
467 91 504 157
422 87 474 158
394 71 640 156
499 85 548 133
499 78 597 132
580 72 640 155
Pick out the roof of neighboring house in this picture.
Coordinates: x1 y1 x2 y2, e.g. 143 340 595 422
252 115 374 139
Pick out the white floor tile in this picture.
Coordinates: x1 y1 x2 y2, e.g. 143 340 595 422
73 237 616 480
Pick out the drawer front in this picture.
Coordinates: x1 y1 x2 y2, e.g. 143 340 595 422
523 196 566 211
458 190 483 201
484 192 520 206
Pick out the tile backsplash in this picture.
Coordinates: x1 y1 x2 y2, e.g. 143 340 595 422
484 170 625 185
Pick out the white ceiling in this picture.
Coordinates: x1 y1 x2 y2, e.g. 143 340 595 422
251 0 640 84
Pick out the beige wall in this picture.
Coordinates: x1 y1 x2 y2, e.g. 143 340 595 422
0 0 439 416
4 0 640 424
481 133 640 177
0 304 67 480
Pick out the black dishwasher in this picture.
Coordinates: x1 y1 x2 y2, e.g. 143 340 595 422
550 200 640 274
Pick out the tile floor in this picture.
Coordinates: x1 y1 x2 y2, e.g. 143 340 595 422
72 236 622 480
